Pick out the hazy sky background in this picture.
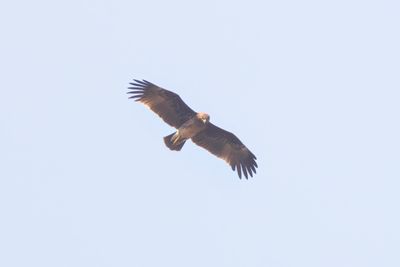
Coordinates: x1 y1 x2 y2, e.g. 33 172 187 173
1 0 399 266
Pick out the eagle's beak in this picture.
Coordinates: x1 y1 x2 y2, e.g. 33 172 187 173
202 118 207 124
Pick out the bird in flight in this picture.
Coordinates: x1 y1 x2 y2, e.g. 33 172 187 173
127 80 257 179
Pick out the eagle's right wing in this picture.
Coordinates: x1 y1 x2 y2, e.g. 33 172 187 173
192 123 257 179
128 80 196 128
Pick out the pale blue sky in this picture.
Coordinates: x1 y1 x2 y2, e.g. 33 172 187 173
1 0 399 266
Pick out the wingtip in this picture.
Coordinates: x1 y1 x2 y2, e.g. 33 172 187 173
242 165 248 179
132 79 152 86
142 79 152 85
237 163 242 178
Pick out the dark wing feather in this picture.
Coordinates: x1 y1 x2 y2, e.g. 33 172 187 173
128 79 196 128
191 123 257 179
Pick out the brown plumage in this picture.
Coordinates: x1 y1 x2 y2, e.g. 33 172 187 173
128 79 257 179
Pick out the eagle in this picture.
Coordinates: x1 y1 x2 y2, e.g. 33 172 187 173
128 79 257 179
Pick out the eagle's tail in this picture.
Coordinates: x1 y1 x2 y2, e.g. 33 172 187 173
163 132 186 151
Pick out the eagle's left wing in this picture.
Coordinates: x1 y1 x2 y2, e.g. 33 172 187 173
192 123 257 179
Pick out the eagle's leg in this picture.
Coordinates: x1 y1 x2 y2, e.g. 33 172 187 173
171 132 180 144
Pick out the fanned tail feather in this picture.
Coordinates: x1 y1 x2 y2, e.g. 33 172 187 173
163 133 185 151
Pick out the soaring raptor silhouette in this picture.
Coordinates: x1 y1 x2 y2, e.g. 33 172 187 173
128 79 257 179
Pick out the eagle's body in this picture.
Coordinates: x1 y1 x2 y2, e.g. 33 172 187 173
165 112 209 151
128 80 257 179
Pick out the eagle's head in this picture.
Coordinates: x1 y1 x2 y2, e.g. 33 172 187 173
197 112 210 124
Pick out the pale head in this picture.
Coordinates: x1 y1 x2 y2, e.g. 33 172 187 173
197 112 210 124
